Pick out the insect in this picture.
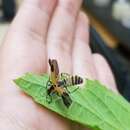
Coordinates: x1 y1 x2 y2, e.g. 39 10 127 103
59 73 83 88
46 59 72 108
46 59 83 108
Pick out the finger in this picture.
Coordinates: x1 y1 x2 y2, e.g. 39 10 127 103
0 0 58 78
11 0 57 41
0 0 58 93
73 12 97 79
47 0 83 73
93 54 118 93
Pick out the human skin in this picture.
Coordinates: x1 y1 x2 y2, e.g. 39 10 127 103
0 0 117 130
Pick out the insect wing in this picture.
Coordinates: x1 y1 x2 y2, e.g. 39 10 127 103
49 59 59 85
60 73 71 79
61 92 72 108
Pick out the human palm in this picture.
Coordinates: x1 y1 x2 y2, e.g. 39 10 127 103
0 0 117 130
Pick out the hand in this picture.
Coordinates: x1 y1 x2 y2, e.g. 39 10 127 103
0 0 117 130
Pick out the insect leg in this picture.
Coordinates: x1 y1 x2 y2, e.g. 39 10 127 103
46 84 57 104
46 78 53 103
64 85 71 93
46 94 52 104
40 78 51 98
46 77 52 89
65 85 79 94
70 86 79 93
60 73 70 80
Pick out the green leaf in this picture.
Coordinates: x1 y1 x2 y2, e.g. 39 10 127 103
14 73 130 130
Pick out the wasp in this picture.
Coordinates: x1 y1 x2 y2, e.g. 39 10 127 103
46 59 72 108
46 59 83 108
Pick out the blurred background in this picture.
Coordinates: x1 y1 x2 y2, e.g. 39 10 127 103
0 0 130 101
84 0 130 57
0 0 21 43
